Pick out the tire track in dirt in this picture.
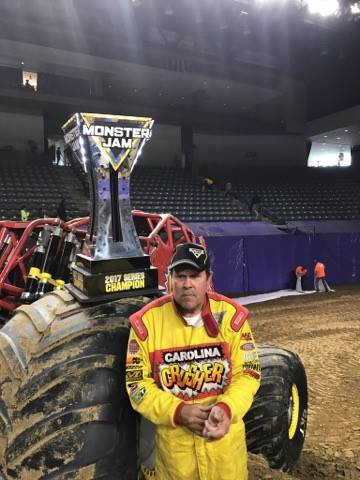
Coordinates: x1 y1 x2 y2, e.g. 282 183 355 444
246 285 360 479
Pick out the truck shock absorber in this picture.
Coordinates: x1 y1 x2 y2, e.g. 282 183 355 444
53 232 76 289
35 226 63 299
21 225 52 303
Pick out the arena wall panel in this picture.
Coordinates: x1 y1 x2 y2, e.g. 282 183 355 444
194 133 307 167
0 111 44 152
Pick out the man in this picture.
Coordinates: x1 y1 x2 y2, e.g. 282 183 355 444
20 205 30 221
224 181 233 197
248 194 261 216
56 146 62 165
126 242 260 480
56 198 67 221
295 265 307 293
314 259 334 292
202 177 214 191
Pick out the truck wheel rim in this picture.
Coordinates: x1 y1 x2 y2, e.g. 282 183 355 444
288 383 300 440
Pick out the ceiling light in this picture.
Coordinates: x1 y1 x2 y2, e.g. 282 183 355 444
323 135 328 138
306 0 340 17
344 129 349 132
351 3 360 15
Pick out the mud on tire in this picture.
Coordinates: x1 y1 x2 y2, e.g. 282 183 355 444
244 346 308 472
0 290 147 480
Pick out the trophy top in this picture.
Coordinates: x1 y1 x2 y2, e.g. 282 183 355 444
62 112 154 172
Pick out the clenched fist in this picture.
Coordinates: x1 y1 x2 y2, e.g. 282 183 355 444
203 405 231 440
179 403 212 436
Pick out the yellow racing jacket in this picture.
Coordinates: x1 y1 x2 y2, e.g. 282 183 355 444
126 292 261 480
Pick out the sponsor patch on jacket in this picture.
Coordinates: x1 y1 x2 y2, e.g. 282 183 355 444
129 383 138 394
128 339 140 354
243 351 257 362
130 386 146 404
126 369 143 382
151 342 231 401
243 360 260 372
212 311 226 326
241 342 255 351
240 332 253 341
126 356 142 365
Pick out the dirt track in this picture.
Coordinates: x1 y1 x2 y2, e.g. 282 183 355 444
246 285 360 480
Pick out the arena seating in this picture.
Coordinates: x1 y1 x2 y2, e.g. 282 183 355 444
1 162 359 223
212 167 360 222
0 162 88 221
130 166 256 222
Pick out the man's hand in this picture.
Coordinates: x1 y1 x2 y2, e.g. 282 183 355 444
202 405 231 440
179 403 212 436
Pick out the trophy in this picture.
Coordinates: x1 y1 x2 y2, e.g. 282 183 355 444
62 113 159 303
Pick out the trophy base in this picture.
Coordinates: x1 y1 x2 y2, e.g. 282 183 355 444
68 254 160 304
66 283 164 304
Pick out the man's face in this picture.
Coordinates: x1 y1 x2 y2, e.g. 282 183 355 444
171 267 211 315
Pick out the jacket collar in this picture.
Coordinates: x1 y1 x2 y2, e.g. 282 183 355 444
171 293 219 337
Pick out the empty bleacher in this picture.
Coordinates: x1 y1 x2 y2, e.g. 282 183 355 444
130 167 256 222
0 162 88 221
1 161 359 224
229 168 360 222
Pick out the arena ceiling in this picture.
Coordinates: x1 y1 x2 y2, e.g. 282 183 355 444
0 0 359 123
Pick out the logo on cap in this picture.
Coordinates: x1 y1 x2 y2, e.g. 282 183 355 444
189 248 205 259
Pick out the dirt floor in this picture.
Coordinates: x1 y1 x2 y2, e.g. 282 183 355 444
246 285 360 480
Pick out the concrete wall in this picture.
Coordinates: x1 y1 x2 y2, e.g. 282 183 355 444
194 133 307 168
0 111 44 152
139 123 182 167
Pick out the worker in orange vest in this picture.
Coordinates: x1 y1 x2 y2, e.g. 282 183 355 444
295 265 307 292
314 260 335 293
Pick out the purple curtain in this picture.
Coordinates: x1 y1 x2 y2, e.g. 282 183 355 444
206 233 360 295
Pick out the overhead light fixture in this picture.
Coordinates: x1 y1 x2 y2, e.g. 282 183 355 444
351 2 360 15
306 0 340 17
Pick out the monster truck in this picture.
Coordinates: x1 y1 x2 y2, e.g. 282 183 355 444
0 113 307 479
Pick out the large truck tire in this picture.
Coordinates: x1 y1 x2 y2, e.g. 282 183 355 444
0 294 308 478
244 346 308 472
0 290 147 480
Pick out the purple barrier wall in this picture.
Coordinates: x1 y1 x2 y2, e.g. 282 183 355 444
206 233 360 295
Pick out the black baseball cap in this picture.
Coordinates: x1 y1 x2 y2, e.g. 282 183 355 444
169 243 210 272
